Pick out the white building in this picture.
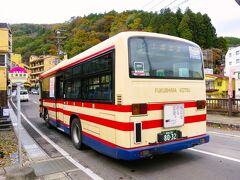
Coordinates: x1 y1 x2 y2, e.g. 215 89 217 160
224 46 240 98
224 46 240 76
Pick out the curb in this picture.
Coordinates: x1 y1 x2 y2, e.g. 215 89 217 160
207 122 240 131
5 166 35 180
0 168 5 176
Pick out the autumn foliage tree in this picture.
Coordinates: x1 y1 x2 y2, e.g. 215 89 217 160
12 9 234 62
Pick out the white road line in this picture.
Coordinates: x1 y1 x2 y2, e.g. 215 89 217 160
208 131 240 138
189 148 240 163
11 100 103 180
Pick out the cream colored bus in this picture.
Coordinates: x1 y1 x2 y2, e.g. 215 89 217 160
39 32 209 160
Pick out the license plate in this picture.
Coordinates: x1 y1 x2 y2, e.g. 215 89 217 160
158 130 181 142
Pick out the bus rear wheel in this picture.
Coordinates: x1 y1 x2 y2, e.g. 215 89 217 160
44 109 52 129
71 118 84 149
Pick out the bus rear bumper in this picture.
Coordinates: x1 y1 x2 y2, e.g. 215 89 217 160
82 133 209 160
116 134 209 160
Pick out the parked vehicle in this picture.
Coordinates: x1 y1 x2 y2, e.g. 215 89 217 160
20 90 29 101
31 89 39 95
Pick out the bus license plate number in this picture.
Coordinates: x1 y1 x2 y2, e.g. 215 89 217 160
158 130 179 142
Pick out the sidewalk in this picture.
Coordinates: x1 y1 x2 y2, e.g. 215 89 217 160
0 107 91 180
207 113 240 130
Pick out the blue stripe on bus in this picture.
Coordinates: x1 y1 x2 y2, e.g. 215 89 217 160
48 118 209 160
82 134 210 160
49 118 70 135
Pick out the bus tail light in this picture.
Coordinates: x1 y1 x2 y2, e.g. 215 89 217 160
196 100 206 109
134 122 142 143
200 138 206 144
140 150 151 157
132 104 147 115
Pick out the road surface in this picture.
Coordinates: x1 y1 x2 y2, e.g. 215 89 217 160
12 95 240 180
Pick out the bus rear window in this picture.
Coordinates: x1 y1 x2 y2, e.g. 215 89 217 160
128 37 203 79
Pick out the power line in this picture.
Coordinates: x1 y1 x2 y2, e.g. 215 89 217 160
141 0 157 9
171 0 189 10
147 0 168 11
162 0 179 10
141 0 191 13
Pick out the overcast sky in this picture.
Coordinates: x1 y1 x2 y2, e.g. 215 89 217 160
1 0 240 37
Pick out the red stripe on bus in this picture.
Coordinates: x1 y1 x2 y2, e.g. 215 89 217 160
80 113 134 131
47 107 134 131
142 120 163 129
45 105 206 131
46 106 57 112
42 99 202 112
147 101 197 111
184 114 206 123
40 45 115 78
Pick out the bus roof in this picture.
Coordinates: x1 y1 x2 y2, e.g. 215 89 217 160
40 31 199 79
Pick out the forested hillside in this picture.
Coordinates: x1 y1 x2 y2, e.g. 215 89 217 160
225 37 240 47
11 9 234 63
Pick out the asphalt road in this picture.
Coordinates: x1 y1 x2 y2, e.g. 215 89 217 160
16 95 240 180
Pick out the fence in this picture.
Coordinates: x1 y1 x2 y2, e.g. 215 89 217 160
206 98 240 116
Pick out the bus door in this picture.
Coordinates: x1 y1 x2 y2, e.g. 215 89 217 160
55 75 65 130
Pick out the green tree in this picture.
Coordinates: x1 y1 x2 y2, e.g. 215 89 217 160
225 37 240 47
158 9 178 36
178 14 192 40
11 9 230 62
215 37 227 53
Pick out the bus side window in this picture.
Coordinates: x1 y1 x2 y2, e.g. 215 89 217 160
56 76 64 99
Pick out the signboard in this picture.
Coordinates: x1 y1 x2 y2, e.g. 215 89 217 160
3 108 10 117
9 66 28 84
49 77 55 98
9 66 28 166
164 104 184 128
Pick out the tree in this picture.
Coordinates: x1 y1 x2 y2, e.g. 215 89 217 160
11 9 229 61
127 17 143 30
158 9 178 36
225 37 240 47
202 14 217 48
215 37 227 53
178 14 192 40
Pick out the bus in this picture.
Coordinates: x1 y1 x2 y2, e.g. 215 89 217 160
39 31 209 160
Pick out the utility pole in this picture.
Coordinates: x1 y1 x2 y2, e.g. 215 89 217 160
55 30 66 57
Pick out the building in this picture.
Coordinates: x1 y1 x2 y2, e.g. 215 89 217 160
224 46 240 76
203 49 214 69
203 48 225 75
29 55 60 88
205 74 235 98
224 46 240 98
11 53 22 66
0 23 12 109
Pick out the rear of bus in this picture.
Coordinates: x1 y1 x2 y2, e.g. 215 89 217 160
114 32 209 160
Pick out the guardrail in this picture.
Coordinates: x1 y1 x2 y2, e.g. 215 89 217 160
206 98 240 116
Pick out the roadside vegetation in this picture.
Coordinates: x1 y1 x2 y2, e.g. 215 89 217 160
0 130 18 168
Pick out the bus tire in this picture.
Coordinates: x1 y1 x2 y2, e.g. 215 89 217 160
71 118 84 150
44 109 52 129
